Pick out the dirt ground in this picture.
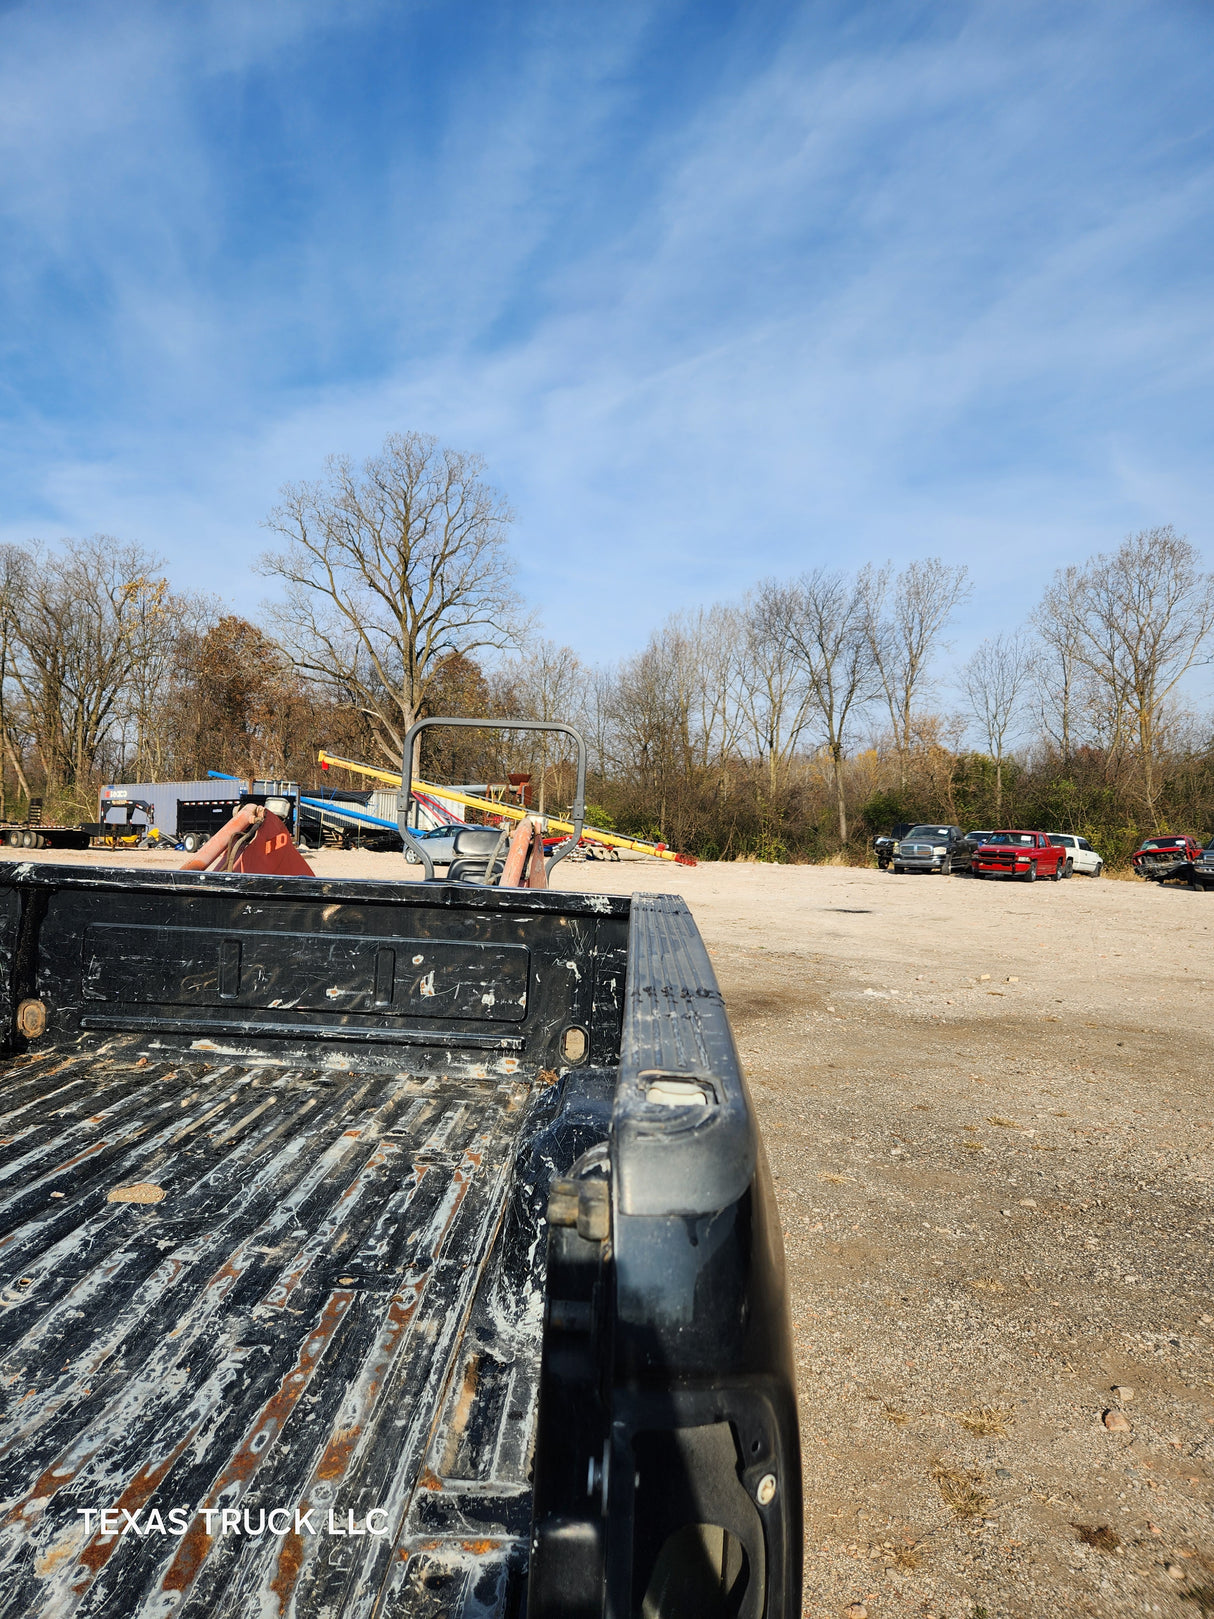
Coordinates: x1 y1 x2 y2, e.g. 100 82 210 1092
9 845 1214 1618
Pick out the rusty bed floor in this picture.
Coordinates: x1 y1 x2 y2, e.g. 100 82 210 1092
0 1037 545 1618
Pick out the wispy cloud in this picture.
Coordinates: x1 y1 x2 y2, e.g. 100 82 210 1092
0 0 1211 675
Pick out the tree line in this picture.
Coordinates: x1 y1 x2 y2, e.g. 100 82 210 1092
3 431 1212 865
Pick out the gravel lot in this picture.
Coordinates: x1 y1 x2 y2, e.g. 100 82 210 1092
8 846 1213 1617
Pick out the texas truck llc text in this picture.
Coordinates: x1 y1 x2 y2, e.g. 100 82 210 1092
75 1507 391 1538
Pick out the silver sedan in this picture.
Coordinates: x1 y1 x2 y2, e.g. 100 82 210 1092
402 826 463 866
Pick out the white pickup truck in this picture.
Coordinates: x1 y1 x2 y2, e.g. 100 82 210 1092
1047 833 1104 877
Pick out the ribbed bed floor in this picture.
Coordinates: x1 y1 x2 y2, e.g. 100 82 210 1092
0 1038 542 1618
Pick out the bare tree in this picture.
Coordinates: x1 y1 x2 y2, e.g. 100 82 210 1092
778 569 878 842
735 583 814 795
0 547 33 808
860 557 970 787
7 537 171 802
960 631 1034 820
1067 527 1214 824
1031 564 1093 766
492 640 588 812
121 586 220 781
259 432 522 770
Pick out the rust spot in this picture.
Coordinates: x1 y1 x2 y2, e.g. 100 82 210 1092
315 1427 359 1481
461 1538 501 1555
416 1466 444 1492
270 1529 307 1611
162 1291 351 1594
51 1141 109 1174
162 1516 213 1593
439 1357 480 1475
35 1536 79 1577
77 1431 198 1577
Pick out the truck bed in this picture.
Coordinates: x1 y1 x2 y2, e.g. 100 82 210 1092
0 863 800 1618
1 1043 546 1617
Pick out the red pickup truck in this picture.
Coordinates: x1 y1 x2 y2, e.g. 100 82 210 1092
1131 834 1204 878
972 829 1068 882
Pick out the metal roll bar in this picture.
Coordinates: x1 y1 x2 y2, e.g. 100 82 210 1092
397 717 587 883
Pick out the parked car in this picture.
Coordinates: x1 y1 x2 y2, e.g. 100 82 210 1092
1176 839 1214 891
1132 834 1204 879
971 829 1068 882
891 824 973 875
401 823 465 865
874 821 915 870
1047 833 1104 878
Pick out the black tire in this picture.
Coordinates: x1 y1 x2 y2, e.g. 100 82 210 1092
404 848 419 864
33 834 46 850
940 857 952 876
892 864 903 874
1092 863 1102 878
1051 858 1062 881
181 833 200 854
5 830 19 848
1025 861 1037 883
1063 859 1073 878
19 829 34 849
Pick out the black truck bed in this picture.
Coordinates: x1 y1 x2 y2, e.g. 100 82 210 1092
0 864 800 1618
1 1046 544 1617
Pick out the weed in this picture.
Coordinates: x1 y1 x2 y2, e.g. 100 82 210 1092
931 1462 990 1518
954 1406 1012 1437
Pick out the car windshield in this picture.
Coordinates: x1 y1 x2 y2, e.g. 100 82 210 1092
905 826 951 838
1142 838 1187 849
984 832 1035 845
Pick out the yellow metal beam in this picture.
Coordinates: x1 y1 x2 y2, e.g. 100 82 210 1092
316 750 694 865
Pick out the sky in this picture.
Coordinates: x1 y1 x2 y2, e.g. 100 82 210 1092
1 0 1212 679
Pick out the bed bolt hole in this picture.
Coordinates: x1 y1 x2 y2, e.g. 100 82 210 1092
17 999 47 1039
560 1026 587 1064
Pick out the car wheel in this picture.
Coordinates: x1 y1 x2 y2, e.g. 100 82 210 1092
181 833 200 853
404 848 419 864
1051 858 1063 881
1063 858 1073 878
1025 862 1037 883
892 864 903 874
1091 863 1102 877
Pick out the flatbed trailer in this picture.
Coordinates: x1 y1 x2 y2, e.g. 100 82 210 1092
0 776 801 1617
0 822 91 851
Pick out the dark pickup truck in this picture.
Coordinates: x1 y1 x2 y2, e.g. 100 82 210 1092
0 719 801 1619
889 824 975 876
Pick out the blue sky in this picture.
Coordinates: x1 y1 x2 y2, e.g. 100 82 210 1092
1 0 1212 672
